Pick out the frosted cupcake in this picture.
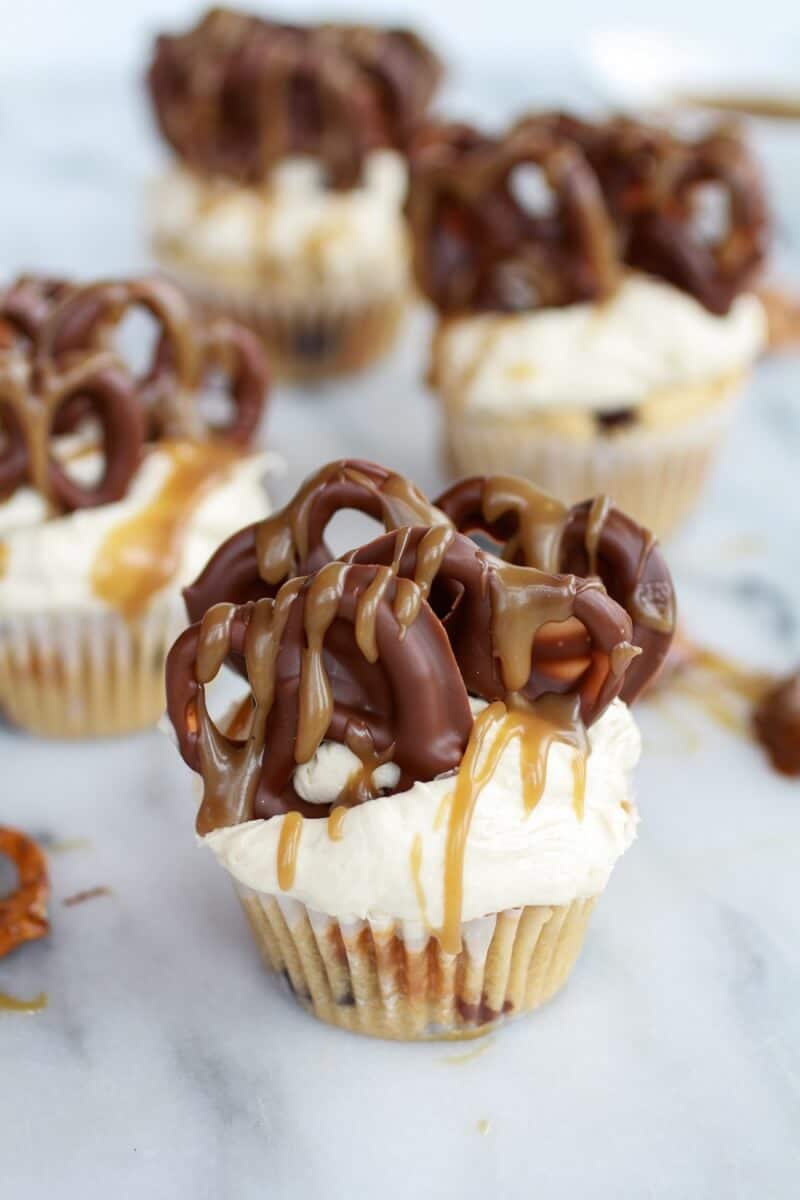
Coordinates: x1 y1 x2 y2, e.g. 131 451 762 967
408 115 768 535
147 9 442 379
166 460 676 1039
0 274 273 737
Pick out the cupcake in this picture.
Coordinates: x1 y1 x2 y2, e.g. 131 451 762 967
166 460 676 1040
147 9 442 379
407 115 769 535
0 273 273 737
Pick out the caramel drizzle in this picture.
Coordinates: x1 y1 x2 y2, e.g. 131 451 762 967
0 352 117 507
481 474 568 572
277 811 304 890
439 695 589 955
584 494 613 576
195 581 304 835
92 440 239 620
490 561 582 693
390 524 455 632
296 562 349 764
327 806 349 841
253 462 448 585
0 991 48 1014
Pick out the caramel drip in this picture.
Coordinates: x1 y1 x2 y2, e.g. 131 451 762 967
655 644 773 735
439 697 590 954
327 805 348 841
629 531 674 634
340 723 396 806
391 523 453 630
0 991 48 1014
276 811 304 890
481 475 568 572
92 440 238 620
490 562 578 692
296 562 348 764
391 527 412 572
354 565 394 662
196 602 236 683
584 494 613 576
409 832 428 926
393 577 423 629
253 462 447 587
196 583 303 834
0 542 8 580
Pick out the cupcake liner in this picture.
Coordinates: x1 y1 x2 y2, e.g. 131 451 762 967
0 597 187 737
157 260 408 381
442 384 739 538
237 887 597 1040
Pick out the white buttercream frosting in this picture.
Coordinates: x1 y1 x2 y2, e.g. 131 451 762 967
432 275 766 415
150 151 409 298
0 444 276 616
204 697 641 925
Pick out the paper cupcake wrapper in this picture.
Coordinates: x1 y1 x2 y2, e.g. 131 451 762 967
0 598 186 737
237 888 597 1041
443 383 740 538
158 260 408 381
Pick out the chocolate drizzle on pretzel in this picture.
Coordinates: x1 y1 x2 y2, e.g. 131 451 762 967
0 274 269 511
148 9 442 188
167 460 675 838
408 113 768 316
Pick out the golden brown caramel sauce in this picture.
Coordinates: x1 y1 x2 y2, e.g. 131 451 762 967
482 475 568 571
490 562 578 692
327 806 348 841
295 562 348 764
585 494 613 576
0 990 48 1013
0 541 8 580
92 440 239 620
340 724 395 807
439 696 589 955
354 565 394 662
276 811 304 891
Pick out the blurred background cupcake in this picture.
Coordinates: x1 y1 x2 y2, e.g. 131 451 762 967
408 113 769 535
0 273 274 737
146 8 442 380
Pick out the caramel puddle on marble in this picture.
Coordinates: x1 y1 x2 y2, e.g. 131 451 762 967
443 1035 495 1066
45 837 93 855
91 440 238 620
0 991 48 1014
643 644 773 751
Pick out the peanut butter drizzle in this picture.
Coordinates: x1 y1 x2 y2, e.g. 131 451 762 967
296 562 349 764
92 440 239 621
439 696 590 955
276 811 304 890
481 475 568 572
0 990 48 1014
584 494 613 576
196 581 304 835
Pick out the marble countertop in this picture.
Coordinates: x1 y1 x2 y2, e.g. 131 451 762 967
1 70 800 1200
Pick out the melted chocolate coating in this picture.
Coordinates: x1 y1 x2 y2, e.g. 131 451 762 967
408 112 767 316
434 476 675 702
0 273 270 510
754 670 800 776
168 460 668 834
148 9 442 188
407 119 618 315
167 564 474 819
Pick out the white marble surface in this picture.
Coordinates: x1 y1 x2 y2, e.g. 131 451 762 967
2 69 800 1200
